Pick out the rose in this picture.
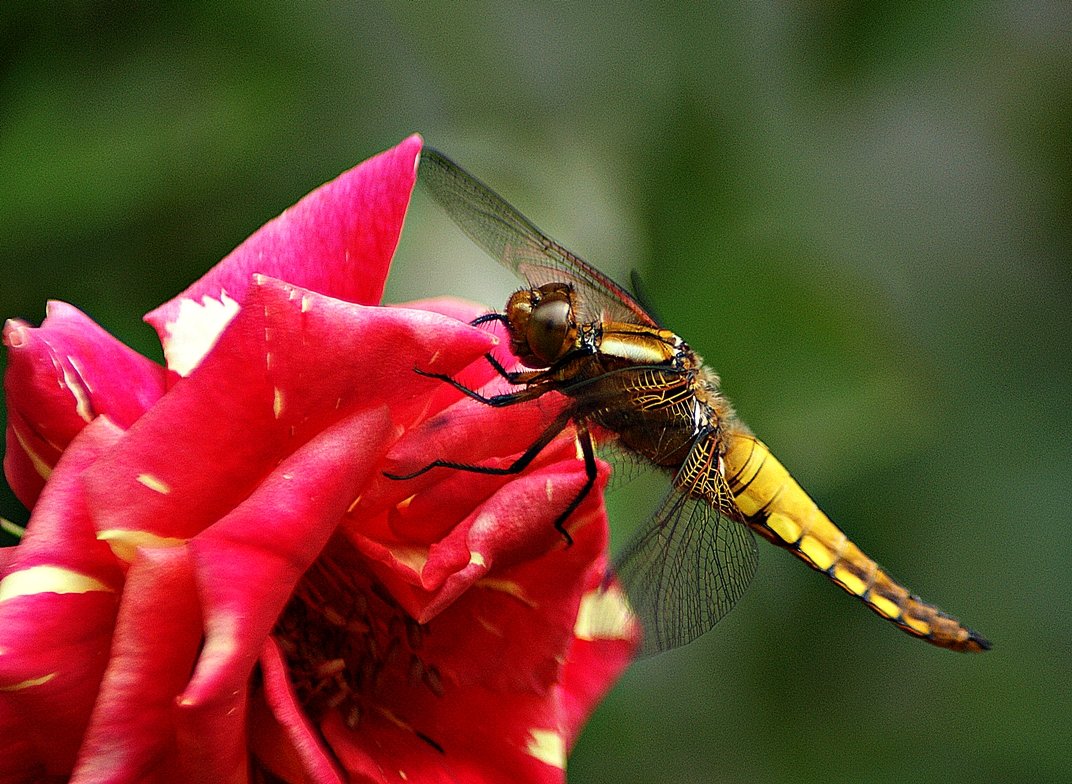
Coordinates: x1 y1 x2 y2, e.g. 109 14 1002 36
0 136 636 784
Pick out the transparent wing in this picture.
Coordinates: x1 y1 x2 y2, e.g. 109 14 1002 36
419 147 658 327
612 438 759 657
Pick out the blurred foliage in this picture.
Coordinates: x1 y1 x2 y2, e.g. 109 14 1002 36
2 2 1069 782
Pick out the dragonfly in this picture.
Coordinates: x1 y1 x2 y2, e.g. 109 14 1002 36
393 146 991 657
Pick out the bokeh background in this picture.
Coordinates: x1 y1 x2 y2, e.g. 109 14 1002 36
2 3 1069 782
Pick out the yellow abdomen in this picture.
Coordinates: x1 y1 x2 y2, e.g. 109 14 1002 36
722 433 989 653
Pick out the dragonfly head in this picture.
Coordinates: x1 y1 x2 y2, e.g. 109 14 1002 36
504 282 580 368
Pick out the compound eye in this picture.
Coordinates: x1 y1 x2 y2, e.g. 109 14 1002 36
527 298 573 364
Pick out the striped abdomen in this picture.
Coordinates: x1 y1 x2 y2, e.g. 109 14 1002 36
722 433 989 653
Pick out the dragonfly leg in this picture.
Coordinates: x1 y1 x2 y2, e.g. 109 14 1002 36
386 410 590 547
548 421 597 547
468 314 537 383
412 367 546 407
470 312 508 328
384 407 573 482
468 312 549 384
482 352 532 385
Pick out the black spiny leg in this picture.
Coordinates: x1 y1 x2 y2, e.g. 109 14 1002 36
385 411 593 548
482 352 527 384
547 420 598 547
411 367 546 408
391 327 593 546
384 407 574 481
470 312 508 328
468 313 534 384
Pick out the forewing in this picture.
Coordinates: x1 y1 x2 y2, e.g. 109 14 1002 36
612 447 759 657
419 147 658 327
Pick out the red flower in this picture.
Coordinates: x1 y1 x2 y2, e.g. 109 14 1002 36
0 136 636 784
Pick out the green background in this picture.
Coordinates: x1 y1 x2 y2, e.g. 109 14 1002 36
2 3 1069 782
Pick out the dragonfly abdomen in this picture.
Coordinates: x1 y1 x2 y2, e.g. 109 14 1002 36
722 433 989 653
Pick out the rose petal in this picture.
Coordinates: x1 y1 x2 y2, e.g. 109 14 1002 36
559 578 638 746
350 454 612 699
382 392 569 494
82 277 494 549
390 296 520 418
422 472 609 690
0 699 40 783
69 546 218 784
426 449 597 592
3 404 58 513
0 419 127 778
253 640 343 784
151 406 393 781
394 296 490 327
261 452 617 784
184 406 393 707
358 439 585 612
0 418 125 588
3 305 167 508
320 661 572 784
146 135 423 376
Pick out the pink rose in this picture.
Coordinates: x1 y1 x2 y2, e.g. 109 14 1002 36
1 135 635 784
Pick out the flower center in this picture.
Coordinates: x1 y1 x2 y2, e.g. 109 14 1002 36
274 533 443 729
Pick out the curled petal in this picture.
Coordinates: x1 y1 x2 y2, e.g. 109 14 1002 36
146 135 424 376
4 405 58 514
382 393 569 496
2 305 167 507
253 640 343 784
423 469 611 691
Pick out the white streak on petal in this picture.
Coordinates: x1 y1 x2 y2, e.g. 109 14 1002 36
387 546 429 576
477 578 535 608
0 565 112 601
526 729 565 769
97 529 186 562
163 292 240 377
0 673 57 691
136 473 171 494
63 356 94 422
11 424 53 481
574 584 634 642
